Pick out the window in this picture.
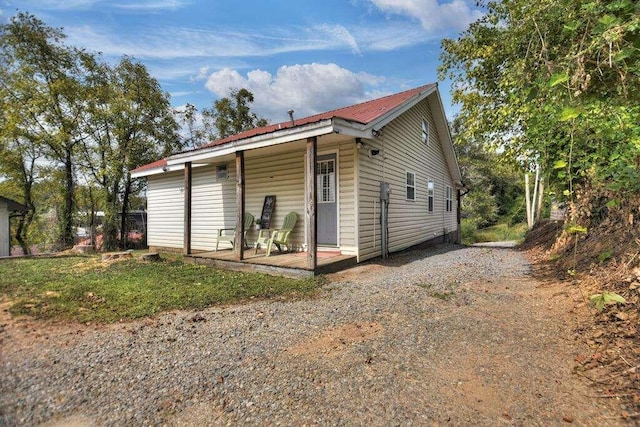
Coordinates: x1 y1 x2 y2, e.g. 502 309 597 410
446 186 453 212
422 119 429 144
317 159 336 203
216 164 228 180
406 171 416 201
427 180 435 212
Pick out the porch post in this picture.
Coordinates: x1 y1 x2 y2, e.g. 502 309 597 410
183 161 192 255
235 151 245 260
306 137 317 270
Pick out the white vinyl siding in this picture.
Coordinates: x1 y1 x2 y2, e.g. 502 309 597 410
336 141 356 253
358 97 458 261
146 171 184 249
145 137 357 254
191 164 236 251
244 145 306 251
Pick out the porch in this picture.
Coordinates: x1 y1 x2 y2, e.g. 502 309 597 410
184 249 357 278
177 133 357 275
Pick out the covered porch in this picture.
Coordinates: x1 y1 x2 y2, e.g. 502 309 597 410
175 129 359 275
184 248 357 278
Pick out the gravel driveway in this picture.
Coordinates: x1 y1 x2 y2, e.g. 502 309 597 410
1 244 620 425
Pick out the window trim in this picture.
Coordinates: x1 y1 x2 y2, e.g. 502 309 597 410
317 158 336 204
422 119 429 144
445 185 453 212
427 180 435 213
406 171 416 201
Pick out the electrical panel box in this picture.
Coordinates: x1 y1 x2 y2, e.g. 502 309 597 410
380 182 390 201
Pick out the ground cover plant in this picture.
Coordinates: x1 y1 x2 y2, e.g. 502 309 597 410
0 254 321 323
461 219 528 245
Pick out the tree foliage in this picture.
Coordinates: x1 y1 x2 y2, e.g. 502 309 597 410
0 13 180 251
439 0 640 202
203 88 268 139
0 12 94 248
175 88 268 148
452 119 526 228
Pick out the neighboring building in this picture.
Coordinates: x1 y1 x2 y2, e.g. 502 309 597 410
0 196 26 257
132 84 464 272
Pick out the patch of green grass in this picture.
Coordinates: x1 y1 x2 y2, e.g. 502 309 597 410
415 282 456 300
0 255 321 323
462 219 528 245
429 291 455 300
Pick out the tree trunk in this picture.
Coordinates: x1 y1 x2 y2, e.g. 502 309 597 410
88 186 97 250
535 179 545 223
120 176 132 249
14 213 28 255
60 152 75 249
102 186 119 252
525 173 532 229
16 174 36 255
531 164 540 226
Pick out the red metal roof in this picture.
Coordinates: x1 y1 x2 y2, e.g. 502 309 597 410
201 83 436 149
131 158 167 174
132 83 436 174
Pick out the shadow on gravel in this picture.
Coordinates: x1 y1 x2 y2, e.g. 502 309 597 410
359 243 504 269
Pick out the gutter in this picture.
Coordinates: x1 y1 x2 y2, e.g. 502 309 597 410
166 119 336 166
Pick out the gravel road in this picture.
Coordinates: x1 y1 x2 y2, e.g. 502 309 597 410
1 244 620 425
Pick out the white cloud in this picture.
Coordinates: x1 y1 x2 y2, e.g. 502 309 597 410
65 25 260 59
194 66 210 81
169 90 194 98
355 23 434 50
369 0 482 33
204 63 384 122
10 0 190 11
112 0 191 11
316 24 361 55
63 20 426 63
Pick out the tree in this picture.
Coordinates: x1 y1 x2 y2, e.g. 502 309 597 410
452 119 526 228
203 88 268 139
1 13 181 252
175 103 214 148
0 135 41 254
0 77 44 254
0 13 94 248
82 56 180 250
439 0 640 204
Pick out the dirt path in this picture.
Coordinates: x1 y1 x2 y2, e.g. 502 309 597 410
1 246 625 425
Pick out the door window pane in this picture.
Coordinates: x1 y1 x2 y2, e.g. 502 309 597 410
317 159 335 203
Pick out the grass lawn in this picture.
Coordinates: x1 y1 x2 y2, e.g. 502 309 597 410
462 220 528 245
0 254 322 323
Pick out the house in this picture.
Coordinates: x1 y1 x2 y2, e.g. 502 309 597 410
131 84 464 275
0 196 26 257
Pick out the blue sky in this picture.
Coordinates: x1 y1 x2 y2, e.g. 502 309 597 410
1 0 482 123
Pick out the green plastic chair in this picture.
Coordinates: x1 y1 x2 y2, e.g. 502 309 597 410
255 211 297 256
215 213 254 251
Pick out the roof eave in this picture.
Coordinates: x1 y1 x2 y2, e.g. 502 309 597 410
427 89 464 187
165 119 335 166
367 84 438 133
131 164 178 179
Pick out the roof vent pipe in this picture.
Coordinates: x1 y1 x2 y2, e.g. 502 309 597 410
287 109 295 126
